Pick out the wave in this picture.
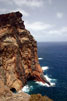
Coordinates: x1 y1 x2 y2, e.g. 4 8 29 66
38 58 43 60
42 66 49 71
22 85 33 93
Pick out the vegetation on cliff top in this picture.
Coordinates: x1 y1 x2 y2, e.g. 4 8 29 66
30 94 53 101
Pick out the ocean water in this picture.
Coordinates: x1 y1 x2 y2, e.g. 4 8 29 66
22 42 67 101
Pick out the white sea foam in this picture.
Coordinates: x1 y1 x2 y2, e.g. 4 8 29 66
42 66 49 71
22 85 33 93
38 58 43 60
22 85 30 92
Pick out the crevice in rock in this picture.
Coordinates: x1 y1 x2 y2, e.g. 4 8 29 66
10 88 17 93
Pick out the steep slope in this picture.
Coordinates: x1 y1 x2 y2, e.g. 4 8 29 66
0 11 50 92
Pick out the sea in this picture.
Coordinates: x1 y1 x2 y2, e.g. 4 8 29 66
22 42 67 101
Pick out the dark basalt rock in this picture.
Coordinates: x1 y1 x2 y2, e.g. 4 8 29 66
0 11 25 29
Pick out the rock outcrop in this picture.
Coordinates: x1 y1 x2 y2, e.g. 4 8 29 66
30 94 53 101
0 76 30 101
0 11 50 93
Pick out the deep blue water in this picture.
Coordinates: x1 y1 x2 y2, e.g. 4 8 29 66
23 42 67 101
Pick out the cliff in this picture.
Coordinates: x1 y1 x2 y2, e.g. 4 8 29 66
0 11 50 91
0 11 51 101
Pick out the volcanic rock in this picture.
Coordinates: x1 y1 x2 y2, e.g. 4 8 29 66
0 11 50 93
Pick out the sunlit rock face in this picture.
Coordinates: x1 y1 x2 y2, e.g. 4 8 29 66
0 11 47 92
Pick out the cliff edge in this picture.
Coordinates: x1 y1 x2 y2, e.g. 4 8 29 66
0 11 50 91
0 11 51 101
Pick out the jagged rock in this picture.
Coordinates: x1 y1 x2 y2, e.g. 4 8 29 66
0 76 30 101
0 11 50 94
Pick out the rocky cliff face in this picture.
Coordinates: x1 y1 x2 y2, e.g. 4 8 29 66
0 76 30 101
0 11 50 93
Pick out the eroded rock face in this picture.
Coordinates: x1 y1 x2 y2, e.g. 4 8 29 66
0 76 30 101
0 11 49 92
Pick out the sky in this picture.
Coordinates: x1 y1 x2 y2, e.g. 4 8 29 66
0 0 67 42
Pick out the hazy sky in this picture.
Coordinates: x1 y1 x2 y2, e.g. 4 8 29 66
0 0 67 42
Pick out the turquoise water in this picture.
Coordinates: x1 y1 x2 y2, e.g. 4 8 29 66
22 42 67 101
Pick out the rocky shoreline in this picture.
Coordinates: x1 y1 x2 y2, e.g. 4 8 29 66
0 11 52 101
